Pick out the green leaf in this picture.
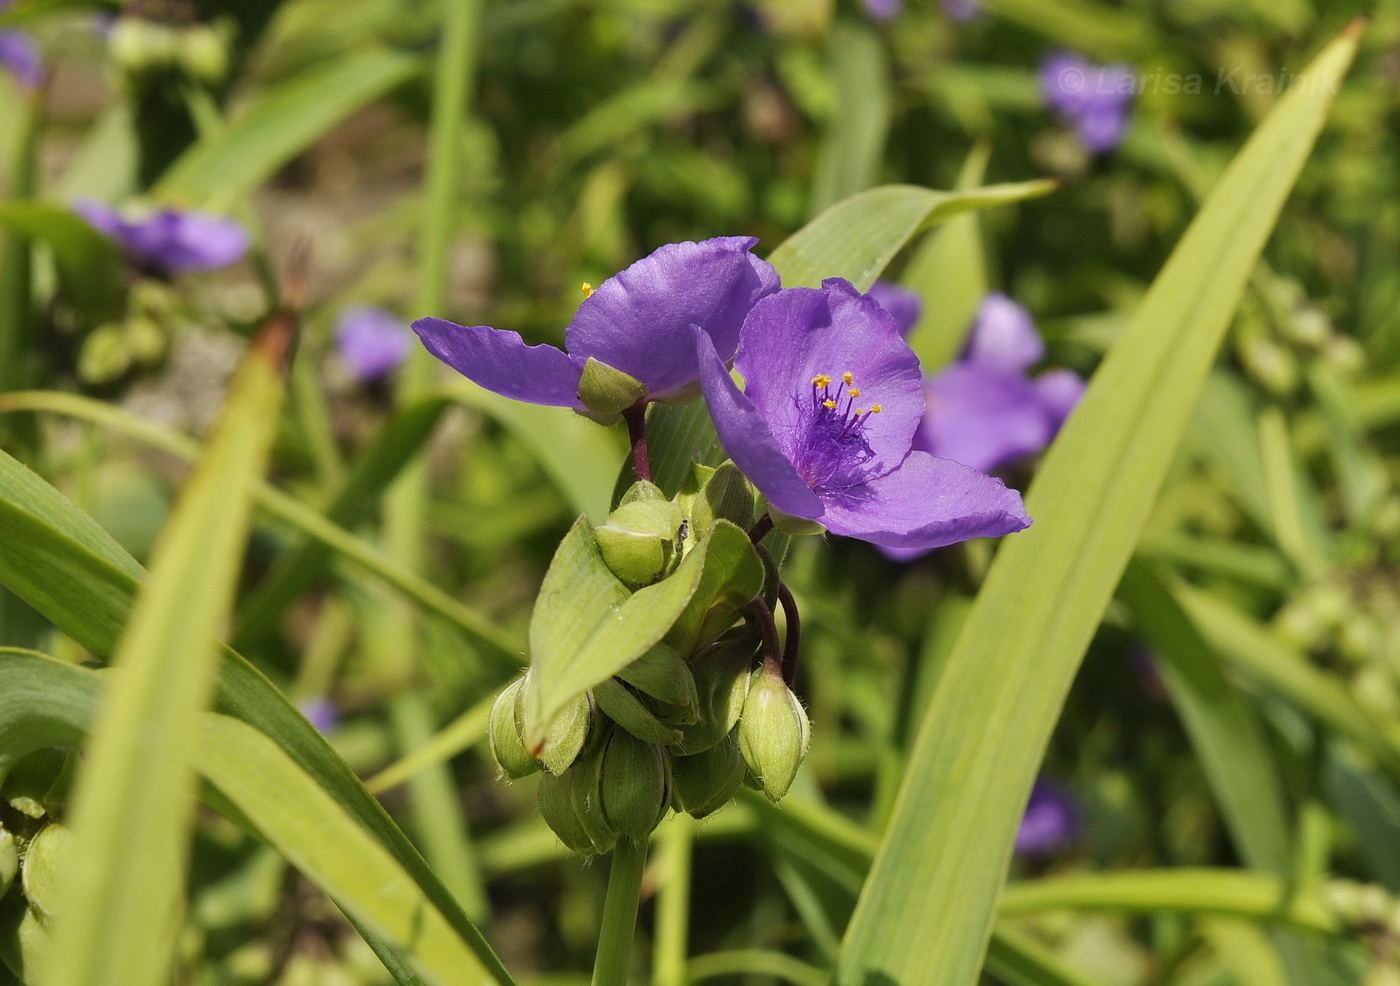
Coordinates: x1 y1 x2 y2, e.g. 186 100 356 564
807 22 890 217
666 520 764 656
0 201 125 323
525 517 707 746
47 317 292 986
834 25 1362 986
985 923 1111 986
156 50 422 210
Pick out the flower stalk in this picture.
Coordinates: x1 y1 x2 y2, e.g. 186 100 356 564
591 838 649 986
622 402 652 482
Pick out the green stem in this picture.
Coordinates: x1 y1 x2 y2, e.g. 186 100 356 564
591 838 649 986
652 814 693 986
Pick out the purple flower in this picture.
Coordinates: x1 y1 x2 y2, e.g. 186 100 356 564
73 199 250 276
867 281 922 337
863 0 902 21
336 306 412 381
915 293 1084 474
1015 778 1079 857
413 237 779 413
297 696 340 735
941 0 982 22
1038 52 1135 153
696 278 1030 553
0 20 42 90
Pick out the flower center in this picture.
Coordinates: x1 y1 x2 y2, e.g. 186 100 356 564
791 371 884 490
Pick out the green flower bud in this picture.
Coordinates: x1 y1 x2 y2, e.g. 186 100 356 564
593 679 683 746
22 822 73 921
108 18 179 72
672 729 745 818
676 636 756 756
595 499 684 586
616 642 699 717
598 729 671 839
738 667 810 802
0 904 51 984
1239 337 1298 396
690 463 755 536
489 677 538 779
768 506 826 537
537 746 617 855
0 827 16 899
177 25 229 84
125 316 168 366
530 678 594 776
619 480 667 506
78 324 133 384
576 358 647 424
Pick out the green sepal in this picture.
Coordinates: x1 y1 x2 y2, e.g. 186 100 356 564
576 358 647 423
597 729 671 839
595 499 685 587
532 683 593 777
672 728 745 818
689 463 756 536
488 677 538 779
666 520 765 656
615 642 699 714
768 506 826 537
675 635 757 756
593 679 683 747
0 827 15 899
22 822 73 922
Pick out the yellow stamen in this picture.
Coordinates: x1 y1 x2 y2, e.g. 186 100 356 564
842 372 854 385
581 282 594 298
870 404 883 414
855 408 865 416
848 388 861 398
823 399 837 409
812 374 831 388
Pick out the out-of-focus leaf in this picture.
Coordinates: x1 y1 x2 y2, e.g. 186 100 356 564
808 22 890 217
834 27 1361 986
0 202 124 323
985 923 1111 986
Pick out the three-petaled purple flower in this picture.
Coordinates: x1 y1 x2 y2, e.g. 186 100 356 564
0 0 42 90
413 237 779 414
336 306 412 382
73 198 250 276
697 278 1030 553
916 292 1084 475
1015 777 1080 857
1039 51 1135 153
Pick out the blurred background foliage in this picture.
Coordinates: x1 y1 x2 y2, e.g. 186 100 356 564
2 0 1400 985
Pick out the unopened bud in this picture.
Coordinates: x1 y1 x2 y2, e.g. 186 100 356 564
78 324 132 384
676 637 755 756
576 357 647 424
532 682 594 777
593 679 682 746
0 827 15 898
1324 335 1365 374
177 25 228 84
22 822 73 921
672 729 745 818
1240 337 1298 396
0 905 51 983
598 729 671 839
595 499 684 586
690 463 755 535
616 642 699 715
108 18 179 71
620 480 667 505
489 677 538 779
536 748 617 856
738 667 810 802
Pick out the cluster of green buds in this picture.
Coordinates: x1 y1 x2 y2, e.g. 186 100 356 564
78 281 184 385
107 15 230 87
0 749 75 982
489 468 811 853
1234 275 1364 397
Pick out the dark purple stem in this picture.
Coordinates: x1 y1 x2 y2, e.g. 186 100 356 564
744 596 783 677
621 402 651 482
775 581 801 687
748 514 773 544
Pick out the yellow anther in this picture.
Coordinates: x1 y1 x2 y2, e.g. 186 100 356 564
812 374 831 388
870 404 883 414
842 372 854 385
823 399 837 409
855 408 865 416
848 388 861 398
581 282 595 298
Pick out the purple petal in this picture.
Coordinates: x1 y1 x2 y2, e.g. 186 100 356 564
297 696 340 735
962 293 1044 374
336 306 413 381
941 0 981 21
1039 52 1093 115
156 211 250 272
817 450 1030 551
1032 368 1085 428
916 364 1054 474
867 280 923 337
1075 103 1131 153
72 198 126 241
566 237 780 401
862 0 902 21
413 316 587 409
696 326 825 520
735 279 924 485
1015 778 1079 856
0 30 42 90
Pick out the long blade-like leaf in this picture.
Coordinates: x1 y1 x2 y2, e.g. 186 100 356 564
835 25 1362 986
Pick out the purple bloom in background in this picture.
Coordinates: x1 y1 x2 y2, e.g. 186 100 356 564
862 0 902 22
73 198 250 276
414 237 779 412
697 278 1030 553
297 696 340 735
941 0 982 22
0 0 43 91
1015 778 1080 856
916 293 1084 474
1038 51 1135 153
867 280 922 337
336 306 412 381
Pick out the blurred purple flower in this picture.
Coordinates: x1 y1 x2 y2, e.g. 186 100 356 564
697 278 1030 553
863 0 902 22
73 199 250 276
297 696 340 735
414 237 779 411
915 293 1084 474
336 306 412 381
867 280 922 337
1038 51 1135 153
1016 778 1079 856
941 0 981 22
0 1 42 92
